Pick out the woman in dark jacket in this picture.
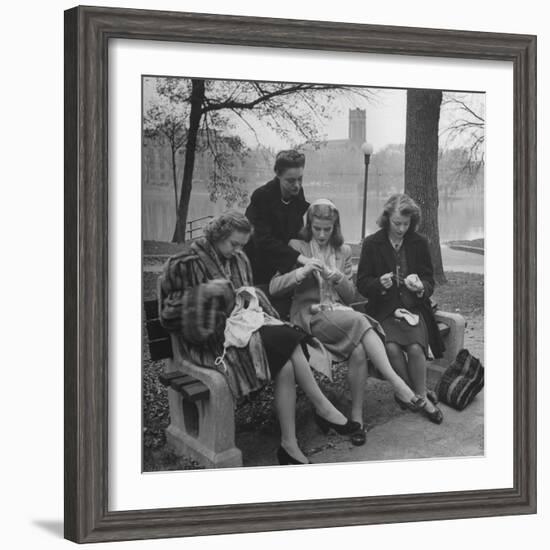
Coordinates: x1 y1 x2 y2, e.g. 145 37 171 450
244 149 319 318
356 194 444 424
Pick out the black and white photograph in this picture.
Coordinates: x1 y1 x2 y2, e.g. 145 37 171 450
1 0 544 545
142 75 485 472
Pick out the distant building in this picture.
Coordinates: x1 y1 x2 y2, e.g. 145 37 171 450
302 109 367 188
348 108 366 143
142 109 373 240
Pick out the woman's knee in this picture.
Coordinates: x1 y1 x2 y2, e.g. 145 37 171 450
385 342 403 359
351 342 366 363
407 343 425 358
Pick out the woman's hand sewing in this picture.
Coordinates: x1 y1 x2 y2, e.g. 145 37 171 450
321 266 344 284
298 255 323 269
296 260 322 282
380 272 394 289
404 273 424 293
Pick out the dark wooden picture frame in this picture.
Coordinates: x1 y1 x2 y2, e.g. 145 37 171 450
64 5 537 543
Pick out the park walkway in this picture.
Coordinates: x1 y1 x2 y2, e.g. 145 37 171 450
237 310 484 468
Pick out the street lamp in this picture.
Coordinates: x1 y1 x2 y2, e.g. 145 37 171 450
360 142 373 240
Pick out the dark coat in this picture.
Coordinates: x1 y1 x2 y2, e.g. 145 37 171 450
244 177 309 285
356 228 445 358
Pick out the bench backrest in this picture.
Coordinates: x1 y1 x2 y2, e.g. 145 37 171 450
144 298 173 361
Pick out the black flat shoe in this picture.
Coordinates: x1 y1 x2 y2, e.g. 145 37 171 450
314 412 362 435
277 446 310 465
394 393 423 412
418 399 444 425
426 389 439 405
350 425 367 446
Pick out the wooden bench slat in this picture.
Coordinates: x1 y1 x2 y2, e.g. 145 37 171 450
170 375 199 391
160 372 210 402
146 318 169 341
180 381 210 402
159 371 189 387
148 337 173 361
144 299 159 320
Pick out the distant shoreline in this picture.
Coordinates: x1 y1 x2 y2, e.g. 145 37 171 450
446 238 484 255
144 237 485 260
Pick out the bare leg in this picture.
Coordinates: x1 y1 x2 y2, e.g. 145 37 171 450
405 343 436 413
362 331 416 401
347 344 368 425
274 361 307 463
289 346 347 425
385 341 413 387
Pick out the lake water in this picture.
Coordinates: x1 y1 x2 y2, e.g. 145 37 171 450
143 186 484 272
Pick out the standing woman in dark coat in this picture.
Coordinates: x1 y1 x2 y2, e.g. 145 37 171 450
245 151 322 306
356 194 444 424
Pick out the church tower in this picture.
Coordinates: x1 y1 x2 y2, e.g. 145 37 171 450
348 108 366 143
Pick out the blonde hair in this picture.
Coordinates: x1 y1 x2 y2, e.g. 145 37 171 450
300 200 344 248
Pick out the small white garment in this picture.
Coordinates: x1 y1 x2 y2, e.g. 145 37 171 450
215 286 283 371
393 308 420 326
215 286 333 381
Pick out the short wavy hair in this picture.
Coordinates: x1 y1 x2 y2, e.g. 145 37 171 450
300 201 344 248
203 210 252 243
273 149 306 176
377 193 422 234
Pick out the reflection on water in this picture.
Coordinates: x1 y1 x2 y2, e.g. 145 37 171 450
144 186 484 246
305 188 484 244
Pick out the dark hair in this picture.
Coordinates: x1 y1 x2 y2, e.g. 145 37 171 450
203 210 252 243
377 193 422 234
273 150 306 176
300 201 344 248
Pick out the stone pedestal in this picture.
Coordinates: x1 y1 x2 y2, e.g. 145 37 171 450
432 310 466 372
164 351 242 469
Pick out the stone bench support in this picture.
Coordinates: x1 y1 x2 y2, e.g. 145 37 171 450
164 351 242 468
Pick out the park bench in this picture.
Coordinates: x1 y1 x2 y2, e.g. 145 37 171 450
144 292 465 469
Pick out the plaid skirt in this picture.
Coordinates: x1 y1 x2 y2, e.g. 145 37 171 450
309 309 381 362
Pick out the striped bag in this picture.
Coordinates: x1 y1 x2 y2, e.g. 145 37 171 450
435 348 484 410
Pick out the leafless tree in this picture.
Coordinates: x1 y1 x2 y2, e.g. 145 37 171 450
146 77 373 242
440 92 485 184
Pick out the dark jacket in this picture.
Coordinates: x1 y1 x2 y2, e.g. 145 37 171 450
356 228 445 358
244 177 309 284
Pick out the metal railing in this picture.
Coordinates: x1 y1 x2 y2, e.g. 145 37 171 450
186 215 214 240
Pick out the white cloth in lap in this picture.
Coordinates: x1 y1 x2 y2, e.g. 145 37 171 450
215 286 283 373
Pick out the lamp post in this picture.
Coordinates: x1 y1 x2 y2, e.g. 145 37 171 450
360 142 373 240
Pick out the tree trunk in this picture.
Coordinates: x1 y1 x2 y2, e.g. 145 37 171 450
172 79 205 242
404 89 446 284
171 147 178 220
